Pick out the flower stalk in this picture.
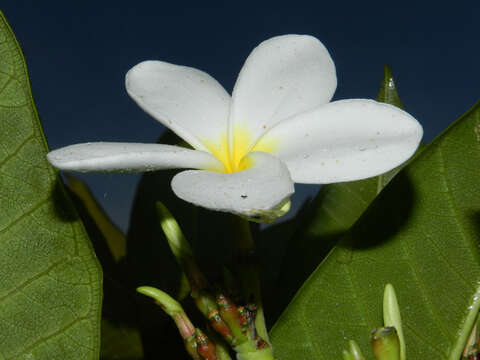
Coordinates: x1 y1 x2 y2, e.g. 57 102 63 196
231 216 274 360
232 216 269 343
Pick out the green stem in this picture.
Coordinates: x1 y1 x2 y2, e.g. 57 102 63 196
232 216 270 344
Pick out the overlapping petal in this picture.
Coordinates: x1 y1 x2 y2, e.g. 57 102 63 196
256 99 423 183
228 35 336 161
171 152 294 220
46 35 423 221
126 61 230 154
47 142 224 173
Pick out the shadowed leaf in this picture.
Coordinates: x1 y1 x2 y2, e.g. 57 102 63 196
272 66 408 318
272 101 480 359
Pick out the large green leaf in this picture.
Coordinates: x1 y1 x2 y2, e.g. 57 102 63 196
272 66 406 316
271 101 480 359
0 11 102 359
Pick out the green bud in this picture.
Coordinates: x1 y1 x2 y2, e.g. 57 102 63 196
383 284 405 360
217 294 247 343
371 327 400 360
347 340 365 360
137 286 183 316
195 291 218 317
137 286 195 339
342 349 355 360
156 201 207 292
155 201 193 262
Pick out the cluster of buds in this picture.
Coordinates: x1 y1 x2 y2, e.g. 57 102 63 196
136 202 274 360
138 285 272 359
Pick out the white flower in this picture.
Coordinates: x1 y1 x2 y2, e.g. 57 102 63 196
47 35 422 221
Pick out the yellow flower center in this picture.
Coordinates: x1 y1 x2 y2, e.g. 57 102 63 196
203 125 277 173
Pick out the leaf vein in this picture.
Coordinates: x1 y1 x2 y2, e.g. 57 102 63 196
0 198 48 234
0 133 34 168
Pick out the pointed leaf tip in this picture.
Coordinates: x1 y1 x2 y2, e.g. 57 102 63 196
377 65 404 109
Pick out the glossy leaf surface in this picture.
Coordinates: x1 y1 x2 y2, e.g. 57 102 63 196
273 66 406 315
271 101 480 359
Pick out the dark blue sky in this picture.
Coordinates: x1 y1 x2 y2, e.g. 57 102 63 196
2 1 478 231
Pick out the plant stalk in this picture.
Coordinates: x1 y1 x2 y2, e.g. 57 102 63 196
232 216 270 347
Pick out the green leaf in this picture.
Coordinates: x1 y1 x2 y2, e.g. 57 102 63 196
271 101 480 359
376 65 404 109
0 11 102 359
272 66 406 317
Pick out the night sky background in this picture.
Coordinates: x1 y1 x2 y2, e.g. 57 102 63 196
2 1 478 232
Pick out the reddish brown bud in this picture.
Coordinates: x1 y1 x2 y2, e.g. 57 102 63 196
207 309 235 344
468 352 480 360
217 294 239 325
195 329 218 360
216 293 247 344
237 306 249 328
255 338 269 350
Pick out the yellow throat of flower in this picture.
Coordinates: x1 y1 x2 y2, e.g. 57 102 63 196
203 125 277 173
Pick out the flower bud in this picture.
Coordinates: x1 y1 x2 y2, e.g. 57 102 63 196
371 327 400 360
195 328 218 360
383 284 405 360
207 309 235 344
342 340 365 360
217 294 247 343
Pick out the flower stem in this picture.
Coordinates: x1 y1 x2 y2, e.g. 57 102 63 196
232 216 270 345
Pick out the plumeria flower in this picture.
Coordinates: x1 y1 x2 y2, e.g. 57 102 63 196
47 35 422 222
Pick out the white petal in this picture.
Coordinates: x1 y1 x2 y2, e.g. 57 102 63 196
126 61 230 154
47 142 223 173
171 152 294 220
257 99 423 183
229 35 336 156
